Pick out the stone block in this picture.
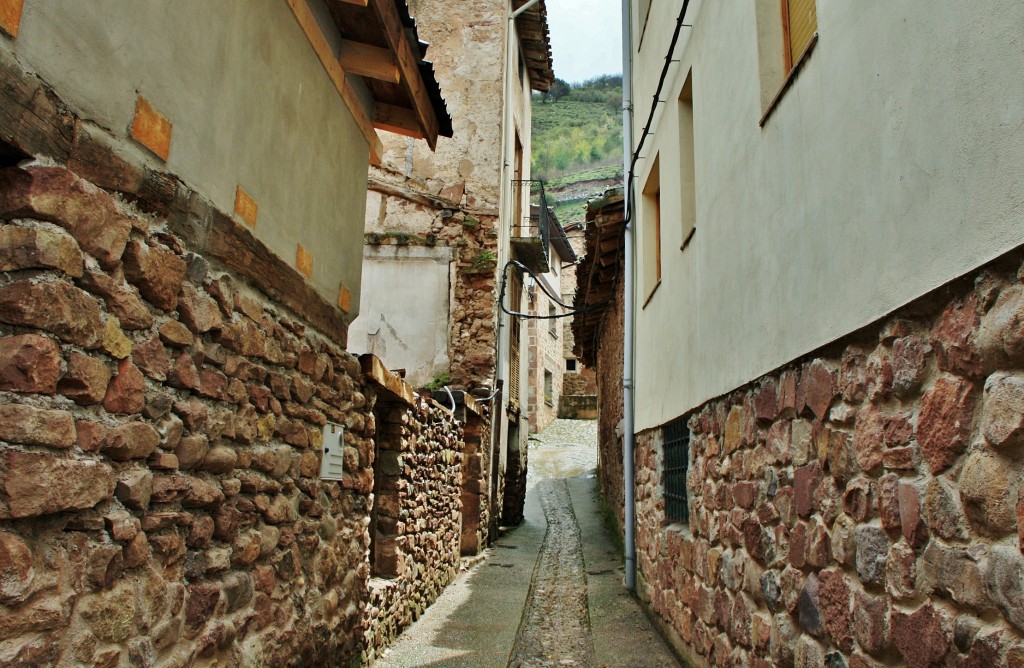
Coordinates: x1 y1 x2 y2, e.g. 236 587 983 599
0 223 83 276
0 451 114 518
794 462 823 518
981 372 1024 455
0 167 132 268
115 469 153 511
878 473 901 531
986 546 1024 631
892 334 929 396
103 358 147 415
0 403 75 449
0 333 61 394
840 345 870 403
960 451 1015 537
852 589 889 656
852 406 884 473
818 569 853 651
122 239 186 311
0 279 102 347
977 284 1024 371
932 293 982 377
917 376 977 473
178 282 223 334
923 476 969 541
797 572 824 637
854 525 888 586
59 351 112 405
0 531 34 605
897 483 928 548
78 268 154 331
802 359 838 419
919 541 989 610
885 540 917 600
891 604 951 668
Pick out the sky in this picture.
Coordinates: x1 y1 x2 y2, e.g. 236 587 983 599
545 0 622 84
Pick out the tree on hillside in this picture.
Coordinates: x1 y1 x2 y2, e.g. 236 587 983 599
542 78 571 103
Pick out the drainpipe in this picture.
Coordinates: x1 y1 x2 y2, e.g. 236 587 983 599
620 0 637 593
511 0 542 20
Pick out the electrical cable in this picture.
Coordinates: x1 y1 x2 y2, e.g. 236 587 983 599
498 259 609 320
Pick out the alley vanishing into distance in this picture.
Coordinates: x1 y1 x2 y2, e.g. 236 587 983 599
374 420 681 668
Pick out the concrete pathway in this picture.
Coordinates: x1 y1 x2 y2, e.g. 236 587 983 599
372 419 681 668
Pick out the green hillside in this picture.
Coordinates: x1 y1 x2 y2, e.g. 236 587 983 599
533 76 624 225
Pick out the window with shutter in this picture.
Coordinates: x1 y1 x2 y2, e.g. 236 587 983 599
782 0 817 73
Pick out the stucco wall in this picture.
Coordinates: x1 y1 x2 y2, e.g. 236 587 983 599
631 0 1024 431
349 245 454 388
8 0 369 314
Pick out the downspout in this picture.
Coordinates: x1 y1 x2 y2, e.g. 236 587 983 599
620 0 637 593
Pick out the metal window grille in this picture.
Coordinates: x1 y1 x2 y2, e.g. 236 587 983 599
664 417 690 523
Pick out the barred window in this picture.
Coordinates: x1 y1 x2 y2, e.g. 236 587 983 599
664 417 690 524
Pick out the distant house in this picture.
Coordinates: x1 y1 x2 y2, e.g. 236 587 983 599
524 204 577 434
578 1 1024 666
349 0 555 532
0 1 450 664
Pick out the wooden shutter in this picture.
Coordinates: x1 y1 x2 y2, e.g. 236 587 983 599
785 0 817 68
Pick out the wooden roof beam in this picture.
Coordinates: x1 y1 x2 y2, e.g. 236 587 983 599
285 0 383 164
373 102 420 138
339 39 401 84
368 0 440 149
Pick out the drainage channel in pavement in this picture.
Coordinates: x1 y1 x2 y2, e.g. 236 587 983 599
508 478 594 668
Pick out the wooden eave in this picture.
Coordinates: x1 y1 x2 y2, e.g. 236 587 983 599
512 0 555 92
571 190 626 367
286 0 452 163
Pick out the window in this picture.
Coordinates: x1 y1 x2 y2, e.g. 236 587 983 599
565 358 577 372
641 155 662 302
782 0 817 73
678 72 696 251
543 370 553 406
548 303 558 337
664 417 690 524
756 0 818 124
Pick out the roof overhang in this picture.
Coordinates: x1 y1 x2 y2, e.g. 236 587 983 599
513 0 555 92
286 0 453 164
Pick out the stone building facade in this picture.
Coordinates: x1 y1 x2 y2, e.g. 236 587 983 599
0 1 471 666
525 211 576 434
576 1 1024 667
349 0 555 532
558 221 597 421
635 255 1024 666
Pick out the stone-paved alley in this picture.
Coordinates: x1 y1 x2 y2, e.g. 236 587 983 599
373 419 681 667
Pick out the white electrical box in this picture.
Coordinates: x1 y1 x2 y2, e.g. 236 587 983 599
319 422 345 481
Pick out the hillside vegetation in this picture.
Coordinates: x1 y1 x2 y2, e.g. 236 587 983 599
533 75 624 224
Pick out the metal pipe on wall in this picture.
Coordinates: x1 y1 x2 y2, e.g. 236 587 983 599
620 0 638 594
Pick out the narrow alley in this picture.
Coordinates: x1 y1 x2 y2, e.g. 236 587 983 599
373 419 681 668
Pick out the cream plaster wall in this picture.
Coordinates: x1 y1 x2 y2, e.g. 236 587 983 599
10 0 369 315
631 0 1024 430
350 246 454 388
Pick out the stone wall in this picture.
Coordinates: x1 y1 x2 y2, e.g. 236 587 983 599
633 249 1024 667
362 395 464 663
596 282 626 532
0 164 379 666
